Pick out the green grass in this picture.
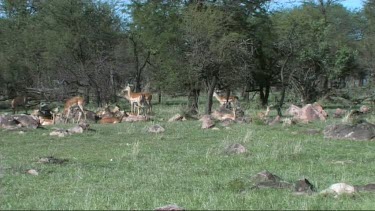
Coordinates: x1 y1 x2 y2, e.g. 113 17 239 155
1 97 375 210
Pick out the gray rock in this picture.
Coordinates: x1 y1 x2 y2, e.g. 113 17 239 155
324 121 375 141
148 124 165 133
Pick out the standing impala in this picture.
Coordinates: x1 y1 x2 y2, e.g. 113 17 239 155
11 96 29 114
213 91 238 107
122 85 152 115
63 96 86 123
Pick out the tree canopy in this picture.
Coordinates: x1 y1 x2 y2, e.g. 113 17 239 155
0 0 372 112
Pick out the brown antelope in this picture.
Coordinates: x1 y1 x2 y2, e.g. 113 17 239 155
31 108 56 126
122 85 152 115
99 112 127 124
133 94 150 116
212 106 237 121
257 106 271 120
11 96 29 114
63 96 86 123
213 91 238 108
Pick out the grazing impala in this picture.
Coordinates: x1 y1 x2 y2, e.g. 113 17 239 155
122 85 152 115
213 91 238 107
11 96 29 114
63 96 86 123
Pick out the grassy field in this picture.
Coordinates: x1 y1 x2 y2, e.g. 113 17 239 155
1 96 375 210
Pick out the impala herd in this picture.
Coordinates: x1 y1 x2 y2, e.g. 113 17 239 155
9 86 241 125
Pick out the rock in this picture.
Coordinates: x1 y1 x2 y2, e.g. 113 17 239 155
38 156 69 164
333 108 346 118
199 115 215 129
323 121 375 141
155 204 184 211
286 104 301 116
1 114 40 129
68 123 90 134
294 178 316 194
286 103 328 123
168 114 184 122
268 115 281 126
224 143 247 154
49 129 69 137
320 183 356 196
148 124 165 133
360 105 371 113
298 104 327 123
220 119 234 127
282 118 296 127
122 114 150 122
12 114 40 129
26 169 38 176
354 184 375 192
250 170 293 190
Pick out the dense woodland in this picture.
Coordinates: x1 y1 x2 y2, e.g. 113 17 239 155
0 0 374 115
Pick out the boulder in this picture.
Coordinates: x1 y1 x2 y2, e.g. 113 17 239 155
354 184 375 192
360 105 371 113
324 121 375 141
12 114 40 129
298 104 327 123
286 104 301 116
155 204 184 211
148 124 165 133
250 170 293 190
320 183 356 197
294 178 316 194
333 108 346 118
122 114 150 122
286 103 327 123
168 114 184 122
199 115 215 129
224 143 247 154
268 115 281 126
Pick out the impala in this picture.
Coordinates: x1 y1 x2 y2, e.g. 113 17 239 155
257 106 271 120
133 94 150 116
99 112 127 124
63 96 86 123
122 85 152 115
213 91 238 107
11 96 29 114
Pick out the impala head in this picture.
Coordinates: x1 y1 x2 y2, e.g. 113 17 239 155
124 84 134 92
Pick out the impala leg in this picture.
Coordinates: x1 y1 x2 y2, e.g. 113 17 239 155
78 105 86 122
65 109 70 124
130 101 134 114
77 111 82 123
148 101 152 113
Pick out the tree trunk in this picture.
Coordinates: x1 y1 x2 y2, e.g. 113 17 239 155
96 87 102 107
276 86 286 116
188 88 200 114
205 76 218 115
85 86 90 105
158 89 162 104
242 86 249 102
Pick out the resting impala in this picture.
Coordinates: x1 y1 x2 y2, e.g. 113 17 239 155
11 96 29 114
213 91 238 107
122 85 152 115
63 96 86 123
99 112 127 124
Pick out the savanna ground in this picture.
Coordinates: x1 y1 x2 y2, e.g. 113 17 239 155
1 94 375 210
